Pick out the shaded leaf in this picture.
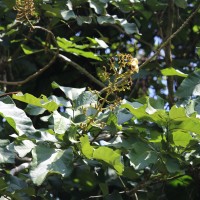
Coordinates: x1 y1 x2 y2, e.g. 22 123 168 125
30 145 73 185
0 141 15 163
129 142 158 170
176 69 200 97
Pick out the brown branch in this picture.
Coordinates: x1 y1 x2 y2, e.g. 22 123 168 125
58 54 106 88
0 26 59 86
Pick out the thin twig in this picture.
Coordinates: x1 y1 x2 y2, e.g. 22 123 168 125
58 54 106 88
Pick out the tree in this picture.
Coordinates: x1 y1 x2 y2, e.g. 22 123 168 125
1 0 200 199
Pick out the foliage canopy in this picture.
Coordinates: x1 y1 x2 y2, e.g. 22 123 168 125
1 0 200 199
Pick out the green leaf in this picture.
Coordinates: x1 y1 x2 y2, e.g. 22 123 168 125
25 105 46 116
165 156 180 173
52 81 86 101
172 131 193 147
14 140 36 158
97 15 115 24
88 0 106 14
61 10 76 20
0 140 15 163
57 37 102 60
129 142 158 170
21 44 43 55
174 0 187 9
0 101 36 136
75 91 98 108
161 67 188 77
176 69 200 97
30 145 73 185
80 135 94 159
169 106 200 135
121 99 168 126
13 93 59 112
6 175 28 193
93 147 124 175
121 22 138 34
53 111 71 134
169 175 192 187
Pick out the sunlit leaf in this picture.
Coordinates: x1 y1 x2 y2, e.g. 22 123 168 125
161 67 188 77
13 93 59 112
0 101 36 136
80 135 94 159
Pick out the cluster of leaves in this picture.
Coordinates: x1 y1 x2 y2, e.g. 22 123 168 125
1 73 200 199
1 0 200 199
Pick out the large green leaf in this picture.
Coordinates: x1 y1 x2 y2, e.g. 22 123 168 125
121 99 168 126
52 81 85 101
93 147 124 175
0 102 36 136
57 37 102 60
161 67 188 77
14 140 36 158
169 106 200 135
80 135 124 174
80 135 94 159
176 69 200 97
30 145 73 185
172 131 193 147
53 111 71 134
13 93 59 112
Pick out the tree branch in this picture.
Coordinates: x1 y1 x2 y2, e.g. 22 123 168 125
58 54 106 88
99 2 200 94
0 26 59 86
165 0 175 107
10 162 31 176
139 2 200 69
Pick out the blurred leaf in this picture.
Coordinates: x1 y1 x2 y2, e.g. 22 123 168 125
21 44 43 55
174 0 187 8
61 10 76 20
176 69 200 97
161 67 188 77
0 141 15 163
172 131 193 147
